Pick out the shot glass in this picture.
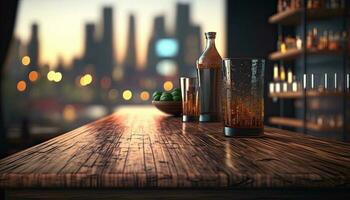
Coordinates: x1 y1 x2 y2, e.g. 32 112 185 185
222 58 265 137
180 77 199 122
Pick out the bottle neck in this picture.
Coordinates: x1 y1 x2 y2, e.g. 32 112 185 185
205 38 216 49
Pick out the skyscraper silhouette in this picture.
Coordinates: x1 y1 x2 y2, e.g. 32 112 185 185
175 3 190 76
97 7 115 80
123 14 137 76
83 23 97 66
27 23 39 68
6 38 22 78
175 4 190 35
174 3 200 76
183 25 201 76
146 16 166 75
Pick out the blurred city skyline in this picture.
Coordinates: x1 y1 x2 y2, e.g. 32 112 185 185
2 0 227 140
15 0 225 68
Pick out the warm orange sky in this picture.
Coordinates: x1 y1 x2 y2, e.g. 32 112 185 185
15 0 226 68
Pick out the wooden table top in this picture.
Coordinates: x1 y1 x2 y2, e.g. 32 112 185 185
0 106 350 189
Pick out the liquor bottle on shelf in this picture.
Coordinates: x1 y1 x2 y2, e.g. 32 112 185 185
311 73 315 90
271 64 278 94
196 32 222 122
287 69 293 91
296 36 303 49
324 73 329 92
277 34 283 52
328 31 340 50
280 65 287 92
312 28 319 49
347 73 350 92
273 63 279 82
282 0 288 11
317 31 328 50
333 73 339 92
278 0 283 12
274 64 281 93
307 30 313 49
312 0 322 8
307 0 313 9
285 36 296 49
292 75 299 92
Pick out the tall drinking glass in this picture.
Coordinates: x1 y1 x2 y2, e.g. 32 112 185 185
180 77 199 122
222 58 265 137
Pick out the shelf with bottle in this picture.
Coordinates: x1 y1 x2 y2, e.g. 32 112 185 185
269 28 346 61
269 64 303 99
269 90 346 98
295 95 346 110
269 0 346 25
268 64 350 99
269 116 343 131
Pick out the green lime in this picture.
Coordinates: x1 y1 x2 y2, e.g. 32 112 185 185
171 90 181 97
153 94 161 101
161 92 172 97
173 95 181 101
152 91 162 98
160 92 173 101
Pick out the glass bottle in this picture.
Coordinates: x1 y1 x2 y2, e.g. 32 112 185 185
197 32 222 122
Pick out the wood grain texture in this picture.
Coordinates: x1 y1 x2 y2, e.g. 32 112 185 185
0 106 349 189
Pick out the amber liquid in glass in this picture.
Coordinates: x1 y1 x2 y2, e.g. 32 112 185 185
222 98 264 129
183 89 199 117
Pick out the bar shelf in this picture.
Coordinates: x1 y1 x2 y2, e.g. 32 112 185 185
267 1 348 140
269 91 345 99
269 48 343 61
269 8 346 25
269 117 342 132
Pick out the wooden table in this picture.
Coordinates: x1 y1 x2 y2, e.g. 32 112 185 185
1 106 350 199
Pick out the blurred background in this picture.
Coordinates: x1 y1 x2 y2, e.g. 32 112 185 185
0 0 349 158
1 0 225 155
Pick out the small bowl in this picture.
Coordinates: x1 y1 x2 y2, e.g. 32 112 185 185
152 101 182 116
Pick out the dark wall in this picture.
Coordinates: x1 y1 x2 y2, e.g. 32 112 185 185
0 0 19 158
226 0 278 123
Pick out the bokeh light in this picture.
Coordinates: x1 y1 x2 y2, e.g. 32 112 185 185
21 56 31 66
47 71 55 81
16 80 27 92
28 71 39 82
163 81 173 91
47 71 63 82
156 60 178 77
80 74 93 86
63 105 76 122
79 77 85 86
140 91 150 101
122 90 132 100
155 39 179 57
53 72 62 82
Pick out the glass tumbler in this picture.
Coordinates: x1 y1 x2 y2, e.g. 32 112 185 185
222 58 265 137
180 77 199 122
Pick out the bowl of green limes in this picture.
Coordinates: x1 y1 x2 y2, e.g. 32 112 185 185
152 88 182 116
